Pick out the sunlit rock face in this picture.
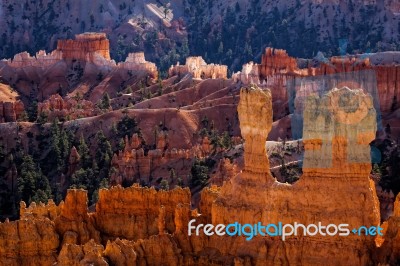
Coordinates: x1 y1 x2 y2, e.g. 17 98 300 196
56 32 111 61
168 56 228 79
210 84 380 265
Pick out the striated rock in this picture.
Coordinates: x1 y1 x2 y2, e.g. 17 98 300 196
237 85 273 177
234 48 400 118
20 199 60 220
259 47 297 77
57 32 111 61
199 185 221 219
376 186 395 221
0 100 25 122
94 185 190 241
104 235 182 266
375 193 400 264
0 218 59 265
156 130 169 150
54 189 100 245
4 50 63 69
110 133 194 186
168 56 227 79
57 239 108 266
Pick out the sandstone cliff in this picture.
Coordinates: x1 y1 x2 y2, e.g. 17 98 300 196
0 218 59 265
94 185 190 242
57 33 111 61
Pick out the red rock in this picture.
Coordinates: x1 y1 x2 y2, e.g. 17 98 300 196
57 32 111 61
0 100 25 122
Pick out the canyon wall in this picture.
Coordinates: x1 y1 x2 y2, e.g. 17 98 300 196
3 50 63 69
93 185 190 242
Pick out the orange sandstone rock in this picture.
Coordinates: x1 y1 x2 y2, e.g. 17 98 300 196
54 189 100 245
57 32 111 61
210 85 380 265
93 185 190 241
0 218 59 265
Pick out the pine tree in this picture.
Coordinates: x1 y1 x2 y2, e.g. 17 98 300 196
126 86 133 94
17 154 51 204
78 134 91 169
169 168 176 182
160 179 169 190
50 119 63 171
95 131 113 179
101 92 111 109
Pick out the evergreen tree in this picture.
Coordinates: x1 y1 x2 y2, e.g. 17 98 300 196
78 134 91 169
190 158 210 187
95 131 113 180
17 154 51 204
117 115 140 138
50 119 63 171
160 179 169 190
101 93 111 109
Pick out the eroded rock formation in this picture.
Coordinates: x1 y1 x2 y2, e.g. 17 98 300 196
0 84 399 265
0 100 25 122
56 32 111 61
168 56 227 79
210 158 238 186
211 85 381 265
37 94 106 122
93 185 190 242
234 47 400 118
117 52 158 79
0 218 59 265
110 133 211 186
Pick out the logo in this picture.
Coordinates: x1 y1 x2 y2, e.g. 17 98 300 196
188 219 383 241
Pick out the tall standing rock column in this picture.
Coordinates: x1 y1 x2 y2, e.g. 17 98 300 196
237 85 273 179
212 85 275 225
